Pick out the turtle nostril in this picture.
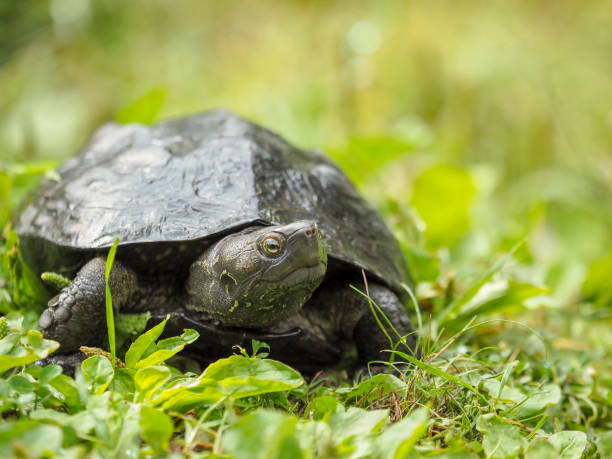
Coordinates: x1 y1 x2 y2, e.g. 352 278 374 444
304 223 318 238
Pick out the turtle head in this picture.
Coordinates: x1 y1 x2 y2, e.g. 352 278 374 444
186 221 327 328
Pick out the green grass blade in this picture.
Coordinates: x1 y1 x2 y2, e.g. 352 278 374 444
436 239 525 326
402 282 423 331
391 349 489 405
105 238 120 369
350 283 409 346
498 360 518 400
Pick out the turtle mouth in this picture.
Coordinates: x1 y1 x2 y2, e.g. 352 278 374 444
282 261 327 283
262 260 327 284
174 312 303 339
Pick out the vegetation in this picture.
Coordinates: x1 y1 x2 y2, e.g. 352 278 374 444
1 1 611 457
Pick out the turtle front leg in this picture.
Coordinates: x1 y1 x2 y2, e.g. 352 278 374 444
304 279 417 368
351 283 417 364
38 257 137 353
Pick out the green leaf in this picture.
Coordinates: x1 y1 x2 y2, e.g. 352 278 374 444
344 373 408 403
597 431 612 457
48 374 82 410
29 408 96 438
476 414 528 458
305 396 344 421
482 379 561 419
81 355 114 394
203 355 304 396
2 232 50 310
124 316 168 368
112 368 136 397
0 169 11 228
0 330 59 372
437 241 524 326
526 437 559 459
328 407 388 446
24 329 58 355
111 404 141 458
0 350 36 373
404 245 441 283
445 281 548 332
582 251 612 306
221 409 301 459
411 163 477 249
134 365 172 402
80 394 140 454
25 365 62 385
159 356 304 411
0 332 19 355
115 88 166 124
517 385 561 419
295 420 332 457
8 375 34 393
39 364 62 385
0 421 63 458
251 339 270 358
156 379 224 410
328 136 414 185
115 312 151 350
134 328 199 369
373 407 429 459
526 432 587 459
548 431 587 459
139 405 174 453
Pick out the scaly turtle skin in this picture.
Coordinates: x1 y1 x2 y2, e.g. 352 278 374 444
18 110 416 373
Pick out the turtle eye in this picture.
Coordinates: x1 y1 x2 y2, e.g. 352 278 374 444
260 235 284 257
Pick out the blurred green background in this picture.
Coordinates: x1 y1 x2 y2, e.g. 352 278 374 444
1 1 611 336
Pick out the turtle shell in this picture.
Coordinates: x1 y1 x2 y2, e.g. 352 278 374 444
17 110 411 293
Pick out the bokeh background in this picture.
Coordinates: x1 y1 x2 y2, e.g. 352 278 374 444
1 1 611 362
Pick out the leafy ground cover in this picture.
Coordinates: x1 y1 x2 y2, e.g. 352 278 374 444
0 248 608 458
1 142 610 458
1 1 612 457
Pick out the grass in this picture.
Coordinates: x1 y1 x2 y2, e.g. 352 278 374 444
104 238 119 370
1 1 612 457
0 175 609 456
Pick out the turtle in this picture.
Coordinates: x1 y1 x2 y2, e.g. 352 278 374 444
17 109 417 373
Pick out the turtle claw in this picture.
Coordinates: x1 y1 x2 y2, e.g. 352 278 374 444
38 295 61 331
38 292 77 348
38 308 54 330
40 293 74 328
48 294 60 308
54 306 72 322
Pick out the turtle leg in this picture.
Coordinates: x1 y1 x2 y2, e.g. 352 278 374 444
38 257 137 353
351 283 417 365
302 279 417 368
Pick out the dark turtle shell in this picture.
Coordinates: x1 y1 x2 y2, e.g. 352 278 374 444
17 110 411 293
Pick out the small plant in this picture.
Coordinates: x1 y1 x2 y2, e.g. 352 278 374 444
1 85 610 456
